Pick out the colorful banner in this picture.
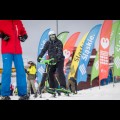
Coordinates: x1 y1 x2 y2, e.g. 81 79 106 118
110 21 120 45
37 28 50 83
99 20 112 81
91 21 119 83
90 52 99 83
77 24 102 84
113 21 120 77
68 33 88 80
57 31 69 45
63 32 80 73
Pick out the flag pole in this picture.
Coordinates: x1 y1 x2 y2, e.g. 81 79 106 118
56 20 58 36
99 80 100 89
111 67 115 87
113 76 115 87
90 79 92 90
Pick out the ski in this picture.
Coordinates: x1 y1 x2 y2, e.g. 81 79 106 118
46 88 56 97
55 88 71 96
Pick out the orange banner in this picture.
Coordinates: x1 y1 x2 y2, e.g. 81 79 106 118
99 20 112 81
63 32 80 72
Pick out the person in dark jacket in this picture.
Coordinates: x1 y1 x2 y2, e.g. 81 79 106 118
0 20 28 100
37 30 66 89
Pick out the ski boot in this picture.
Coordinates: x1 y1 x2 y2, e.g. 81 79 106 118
57 91 61 96
27 93 30 98
1 96 11 100
33 92 38 98
39 88 46 98
46 88 56 97
73 91 77 95
19 95 29 100
39 86 45 98
55 87 71 96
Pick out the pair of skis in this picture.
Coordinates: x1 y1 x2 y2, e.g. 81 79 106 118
40 87 71 98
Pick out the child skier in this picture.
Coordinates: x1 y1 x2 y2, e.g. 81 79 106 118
25 61 37 98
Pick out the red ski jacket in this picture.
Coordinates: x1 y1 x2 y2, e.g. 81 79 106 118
0 20 27 54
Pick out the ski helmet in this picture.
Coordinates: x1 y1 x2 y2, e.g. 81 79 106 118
48 30 56 36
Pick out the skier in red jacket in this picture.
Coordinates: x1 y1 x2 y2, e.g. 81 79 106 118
0 20 29 100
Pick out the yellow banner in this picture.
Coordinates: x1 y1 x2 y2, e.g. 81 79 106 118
68 33 88 80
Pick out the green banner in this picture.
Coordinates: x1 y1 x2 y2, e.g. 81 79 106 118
91 52 99 83
91 21 120 84
113 21 120 76
57 31 69 45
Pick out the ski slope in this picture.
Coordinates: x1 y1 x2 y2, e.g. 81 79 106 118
7 82 120 100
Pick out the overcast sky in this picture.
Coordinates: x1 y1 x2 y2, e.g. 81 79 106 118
0 20 116 68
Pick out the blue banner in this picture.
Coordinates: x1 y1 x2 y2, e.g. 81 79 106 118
37 28 50 83
77 24 101 83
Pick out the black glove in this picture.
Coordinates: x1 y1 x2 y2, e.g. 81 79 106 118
49 58 57 65
24 68 27 73
0 33 10 41
24 68 29 74
19 34 28 42
37 56 41 63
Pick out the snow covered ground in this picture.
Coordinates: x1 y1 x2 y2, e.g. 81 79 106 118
7 81 120 100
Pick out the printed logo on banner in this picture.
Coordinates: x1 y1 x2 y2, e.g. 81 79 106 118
100 37 109 75
100 51 109 65
101 37 109 49
115 40 120 52
39 40 46 50
114 57 120 69
63 49 71 59
95 60 99 70
79 64 86 75
71 65 75 75
38 66 45 75
110 31 114 39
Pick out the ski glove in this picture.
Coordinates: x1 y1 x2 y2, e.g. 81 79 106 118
0 32 10 41
24 68 29 74
24 68 27 73
37 56 41 63
19 34 28 42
